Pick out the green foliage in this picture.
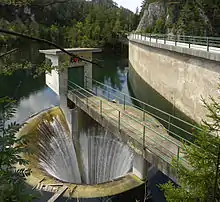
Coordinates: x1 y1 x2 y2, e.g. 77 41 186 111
176 2 208 35
145 26 152 33
0 0 138 75
0 97 33 201
0 0 137 47
160 92 220 201
0 0 32 5
153 17 165 33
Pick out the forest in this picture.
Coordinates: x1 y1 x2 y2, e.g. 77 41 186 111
0 0 138 47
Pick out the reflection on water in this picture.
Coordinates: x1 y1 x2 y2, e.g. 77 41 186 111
12 87 59 123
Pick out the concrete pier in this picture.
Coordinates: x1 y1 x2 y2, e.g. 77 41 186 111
39 48 101 133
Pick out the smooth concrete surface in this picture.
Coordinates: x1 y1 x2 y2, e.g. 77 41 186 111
129 40 220 122
133 153 148 180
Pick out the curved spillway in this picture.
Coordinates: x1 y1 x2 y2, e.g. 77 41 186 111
18 107 144 199
37 116 133 184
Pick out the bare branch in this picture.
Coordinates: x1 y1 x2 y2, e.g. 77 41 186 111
0 48 19 58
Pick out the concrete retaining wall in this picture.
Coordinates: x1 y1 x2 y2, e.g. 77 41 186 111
129 40 220 122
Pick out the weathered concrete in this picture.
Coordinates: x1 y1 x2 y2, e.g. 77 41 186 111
67 91 186 182
129 40 220 122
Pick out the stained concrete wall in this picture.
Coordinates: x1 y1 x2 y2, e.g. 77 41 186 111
129 40 220 123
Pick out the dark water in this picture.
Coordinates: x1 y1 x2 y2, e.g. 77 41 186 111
0 48 170 201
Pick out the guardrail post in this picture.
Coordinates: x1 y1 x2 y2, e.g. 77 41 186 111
107 88 110 101
164 35 166 44
85 76 87 89
175 35 177 46
143 125 146 150
142 104 145 121
123 94 126 110
189 37 191 48
156 35 158 43
168 114 171 131
150 33 151 43
118 111 121 131
100 100 102 117
207 37 209 52
177 146 180 171
96 85 98 95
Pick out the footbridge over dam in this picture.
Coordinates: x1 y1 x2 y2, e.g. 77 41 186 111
39 48 203 183
129 33 220 123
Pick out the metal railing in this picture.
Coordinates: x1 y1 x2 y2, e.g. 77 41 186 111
129 33 220 52
68 78 218 172
85 76 201 142
67 79 211 169
86 77 218 152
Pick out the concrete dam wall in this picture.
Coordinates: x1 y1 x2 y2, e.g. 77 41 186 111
129 40 220 123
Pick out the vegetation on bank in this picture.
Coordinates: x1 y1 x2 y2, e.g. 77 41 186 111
160 95 220 201
0 0 137 47
0 97 34 201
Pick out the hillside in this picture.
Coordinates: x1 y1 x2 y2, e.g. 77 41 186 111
137 0 220 36
0 0 137 47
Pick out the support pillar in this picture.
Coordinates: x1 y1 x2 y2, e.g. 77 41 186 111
133 153 148 180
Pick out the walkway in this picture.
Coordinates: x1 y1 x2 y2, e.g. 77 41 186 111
67 79 195 180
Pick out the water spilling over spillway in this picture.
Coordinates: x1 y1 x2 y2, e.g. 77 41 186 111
37 116 133 185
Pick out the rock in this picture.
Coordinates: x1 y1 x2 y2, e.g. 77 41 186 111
137 1 166 32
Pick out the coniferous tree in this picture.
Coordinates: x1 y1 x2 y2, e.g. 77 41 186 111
160 90 220 202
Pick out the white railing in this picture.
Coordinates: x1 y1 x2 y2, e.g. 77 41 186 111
129 33 220 54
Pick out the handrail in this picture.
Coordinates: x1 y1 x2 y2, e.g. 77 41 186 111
86 76 202 133
91 83 202 148
70 88 178 163
68 83 183 165
68 80 217 161
68 81 218 168
89 78 217 151
68 80 182 147
129 33 220 51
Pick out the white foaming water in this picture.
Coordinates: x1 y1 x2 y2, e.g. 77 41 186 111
37 116 133 185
